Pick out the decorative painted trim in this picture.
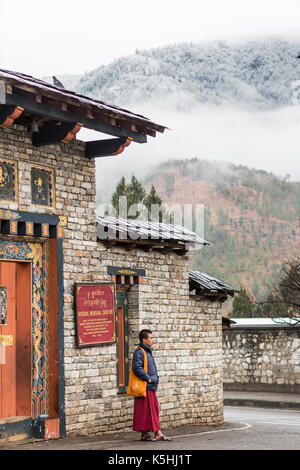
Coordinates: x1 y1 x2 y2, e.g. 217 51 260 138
108 266 146 286
0 210 65 435
0 158 18 203
10 220 18 234
56 237 65 437
0 106 24 128
61 122 82 143
0 237 49 418
26 222 34 236
116 291 129 394
107 267 146 276
0 208 65 239
30 164 55 209
42 224 49 237
57 226 63 239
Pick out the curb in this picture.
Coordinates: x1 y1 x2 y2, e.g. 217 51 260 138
224 398 300 410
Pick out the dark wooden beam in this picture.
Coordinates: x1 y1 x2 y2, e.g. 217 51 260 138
160 247 174 254
140 246 153 253
101 236 185 250
32 122 82 147
125 243 137 251
173 249 188 256
103 241 117 249
1 86 147 143
99 236 190 256
85 137 132 158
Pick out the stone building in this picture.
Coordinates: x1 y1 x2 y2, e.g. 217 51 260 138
0 69 235 440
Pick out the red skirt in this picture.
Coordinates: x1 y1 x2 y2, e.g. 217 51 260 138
133 389 160 432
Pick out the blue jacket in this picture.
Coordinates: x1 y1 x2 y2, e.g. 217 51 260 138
132 343 159 391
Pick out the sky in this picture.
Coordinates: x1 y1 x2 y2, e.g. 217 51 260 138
1 0 300 186
1 0 300 77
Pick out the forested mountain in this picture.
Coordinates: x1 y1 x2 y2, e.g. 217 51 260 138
51 39 300 110
46 39 300 311
143 158 300 310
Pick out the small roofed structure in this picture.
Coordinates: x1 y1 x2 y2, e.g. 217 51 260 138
97 215 210 256
189 270 238 329
189 270 238 302
0 68 167 158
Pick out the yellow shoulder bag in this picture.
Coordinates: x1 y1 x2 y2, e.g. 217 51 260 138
127 347 148 398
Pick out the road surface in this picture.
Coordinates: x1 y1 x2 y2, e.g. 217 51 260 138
1 406 299 451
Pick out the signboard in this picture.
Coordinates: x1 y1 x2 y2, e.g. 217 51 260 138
75 283 116 347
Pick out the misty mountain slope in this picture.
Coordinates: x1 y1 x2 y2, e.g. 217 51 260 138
54 39 300 111
143 158 300 310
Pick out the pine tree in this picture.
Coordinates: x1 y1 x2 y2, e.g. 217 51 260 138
127 175 146 209
145 184 162 211
111 176 127 216
145 184 170 223
231 286 255 318
111 176 166 221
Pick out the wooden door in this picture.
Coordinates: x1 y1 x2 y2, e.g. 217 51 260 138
0 261 31 418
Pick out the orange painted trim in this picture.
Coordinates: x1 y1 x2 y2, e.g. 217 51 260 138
42 224 49 237
61 122 83 143
57 226 63 238
26 222 34 236
0 106 24 128
113 137 133 156
10 221 17 235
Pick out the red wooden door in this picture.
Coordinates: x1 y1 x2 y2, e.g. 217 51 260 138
0 261 31 419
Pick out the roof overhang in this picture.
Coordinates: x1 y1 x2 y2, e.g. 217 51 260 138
189 270 238 301
97 216 210 256
0 69 168 157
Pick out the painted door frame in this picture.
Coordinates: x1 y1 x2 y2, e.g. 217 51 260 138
0 209 65 437
116 291 129 394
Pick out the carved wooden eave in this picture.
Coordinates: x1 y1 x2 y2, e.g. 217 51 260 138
101 237 189 256
0 69 168 158
190 289 229 302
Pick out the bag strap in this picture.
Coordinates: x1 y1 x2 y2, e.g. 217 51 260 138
133 347 148 373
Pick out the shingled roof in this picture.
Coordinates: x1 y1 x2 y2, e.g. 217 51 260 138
97 215 210 255
189 270 238 301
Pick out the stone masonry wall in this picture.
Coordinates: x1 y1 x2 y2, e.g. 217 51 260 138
77 246 224 436
223 328 300 393
0 125 224 435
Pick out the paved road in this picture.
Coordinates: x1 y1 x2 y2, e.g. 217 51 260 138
222 406 300 450
98 406 300 451
2 406 299 451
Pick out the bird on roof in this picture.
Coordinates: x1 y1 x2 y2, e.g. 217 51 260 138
52 76 65 88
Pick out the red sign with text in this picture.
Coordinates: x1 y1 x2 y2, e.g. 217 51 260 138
75 283 116 347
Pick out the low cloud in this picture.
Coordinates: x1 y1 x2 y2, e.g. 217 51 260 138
78 102 300 203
